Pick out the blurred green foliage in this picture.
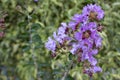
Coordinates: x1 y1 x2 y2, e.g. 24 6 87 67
0 0 120 80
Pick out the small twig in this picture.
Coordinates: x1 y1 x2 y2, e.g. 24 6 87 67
90 77 93 80
61 60 74 80
28 15 41 80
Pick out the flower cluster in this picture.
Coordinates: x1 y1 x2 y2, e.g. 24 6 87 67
45 4 104 76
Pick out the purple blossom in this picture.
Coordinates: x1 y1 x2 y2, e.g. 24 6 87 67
74 32 82 41
72 21 102 68
88 56 97 66
45 4 104 77
91 49 98 55
45 37 56 53
70 43 79 54
92 66 102 73
80 22 97 32
68 14 88 31
68 21 78 31
34 0 38 2
84 66 102 76
91 31 102 48
71 14 88 23
82 4 104 20
74 22 97 43
53 23 70 44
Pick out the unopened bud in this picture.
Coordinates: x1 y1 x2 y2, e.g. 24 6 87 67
77 56 81 62
0 18 4 23
0 32 5 38
51 53 56 58
97 25 104 32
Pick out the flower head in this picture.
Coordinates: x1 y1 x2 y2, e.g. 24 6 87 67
53 23 70 44
82 4 104 20
45 4 104 77
68 14 88 31
45 37 56 53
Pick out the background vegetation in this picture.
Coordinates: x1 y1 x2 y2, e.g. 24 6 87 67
0 0 120 80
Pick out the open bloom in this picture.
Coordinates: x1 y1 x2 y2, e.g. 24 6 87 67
84 66 102 76
82 4 104 20
68 14 88 31
71 21 102 75
45 4 104 77
53 23 70 44
45 37 56 53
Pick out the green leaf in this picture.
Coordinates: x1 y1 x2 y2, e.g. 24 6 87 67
68 53 73 60
65 74 74 80
32 34 42 43
22 45 30 52
18 21 28 27
31 23 41 31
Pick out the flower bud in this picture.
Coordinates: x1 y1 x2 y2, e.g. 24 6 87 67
0 18 4 23
51 53 56 58
0 32 5 38
97 25 104 32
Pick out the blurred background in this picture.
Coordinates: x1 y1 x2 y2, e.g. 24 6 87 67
0 0 120 80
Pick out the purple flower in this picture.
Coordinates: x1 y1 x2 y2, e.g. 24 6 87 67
68 14 88 31
71 14 88 23
91 49 98 55
88 56 97 66
82 4 104 20
84 66 102 76
34 0 38 2
91 31 102 48
45 4 104 76
81 46 89 60
72 22 102 68
70 43 79 54
70 41 85 54
74 32 82 41
68 21 78 31
92 66 102 73
53 23 70 44
53 32 63 43
74 22 97 42
45 37 56 53
80 22 97 32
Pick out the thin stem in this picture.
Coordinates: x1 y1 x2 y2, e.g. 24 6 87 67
28 15 41 80
61 60 74 80
90 77 93 80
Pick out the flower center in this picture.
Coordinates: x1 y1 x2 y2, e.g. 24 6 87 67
82 30 91 39
89 11 97 20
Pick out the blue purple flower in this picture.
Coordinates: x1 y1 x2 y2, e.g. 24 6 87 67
84 66 102 76
68 14 88 31
82 4 104 20
34 0 38 2
45 4 104 77
45 37 56 53
53 22 70 44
